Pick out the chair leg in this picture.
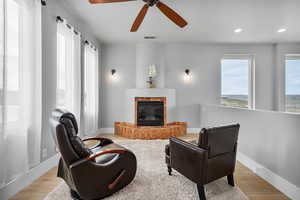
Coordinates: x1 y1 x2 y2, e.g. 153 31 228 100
197 184 206 200
70 189 83 200
227 174 235 187
168 166 172 176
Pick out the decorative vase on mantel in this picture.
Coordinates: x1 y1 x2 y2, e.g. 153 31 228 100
148 77 156 88
147 64 157 88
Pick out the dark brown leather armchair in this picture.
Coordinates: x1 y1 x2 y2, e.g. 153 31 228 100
165 124 240 200
50 109 137 200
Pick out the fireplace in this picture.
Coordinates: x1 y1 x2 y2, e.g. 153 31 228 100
135 97 166 126
137 101 164 126
114 95 187 140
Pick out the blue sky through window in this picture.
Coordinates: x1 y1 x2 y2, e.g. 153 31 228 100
286 59 300 95
222 59 249 95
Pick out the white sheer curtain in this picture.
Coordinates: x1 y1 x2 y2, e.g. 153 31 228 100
56 20 81 128
83 43 99 136
0 0 41 188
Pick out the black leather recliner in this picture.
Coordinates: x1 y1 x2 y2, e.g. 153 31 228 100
165 124 240 200
50 109 137 200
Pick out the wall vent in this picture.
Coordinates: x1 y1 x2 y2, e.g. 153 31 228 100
144 36 156 40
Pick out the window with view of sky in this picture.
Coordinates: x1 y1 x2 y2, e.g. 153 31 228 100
6 0 20 122
285 58 300 113
221 59 250 108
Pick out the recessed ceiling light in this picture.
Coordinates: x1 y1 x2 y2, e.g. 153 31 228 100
277 28 287 33
234 28 243 33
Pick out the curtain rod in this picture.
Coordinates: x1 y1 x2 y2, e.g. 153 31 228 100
56 16 81 36
41 0 46 6
85 40 97 51
56 16 97 50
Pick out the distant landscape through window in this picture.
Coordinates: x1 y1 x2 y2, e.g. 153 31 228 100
221 58 250 109
286 57 300 113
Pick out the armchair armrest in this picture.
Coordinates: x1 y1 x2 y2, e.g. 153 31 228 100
82 137 113 146
87 148 125 161
69 148 125 169
82 137 105 141
169 137 208 184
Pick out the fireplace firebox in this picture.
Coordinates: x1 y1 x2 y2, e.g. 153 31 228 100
135 97 167 126
137 101 164 126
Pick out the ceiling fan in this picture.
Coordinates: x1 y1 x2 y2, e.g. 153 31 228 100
89 0 188 32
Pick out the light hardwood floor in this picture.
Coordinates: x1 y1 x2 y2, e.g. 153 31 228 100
10 134 290 200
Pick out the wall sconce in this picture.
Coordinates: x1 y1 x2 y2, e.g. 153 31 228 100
111 69 116 76
184 69 192 82
111 69 118 81
185 69 190 76
41 0 46 6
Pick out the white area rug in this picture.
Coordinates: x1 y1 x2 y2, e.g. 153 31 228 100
44 140 248 200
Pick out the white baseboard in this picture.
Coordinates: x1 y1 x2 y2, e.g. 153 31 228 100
187 128 201 133
0 154 60 200
100 128 114 134
99 128 201 134
237 151 300 200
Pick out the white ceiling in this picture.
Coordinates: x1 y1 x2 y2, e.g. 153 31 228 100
63 0 300 43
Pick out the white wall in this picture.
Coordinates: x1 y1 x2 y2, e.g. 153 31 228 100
101 43 276 128
136 43 165 88
199 104 300 199
164 43 276 124
100 44 136 128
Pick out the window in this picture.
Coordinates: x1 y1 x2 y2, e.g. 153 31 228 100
7 0 19 91
57 33 66 91
6 0 20 122
285 55 300 113
83 44 99 135
56 31 69 107
56 20 81 126
1 0 42 186
221 56 254 109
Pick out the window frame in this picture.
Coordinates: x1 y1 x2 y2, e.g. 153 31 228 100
220 54 255 109
284 54 300 113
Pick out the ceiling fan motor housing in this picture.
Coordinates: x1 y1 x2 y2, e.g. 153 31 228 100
143 0 159 7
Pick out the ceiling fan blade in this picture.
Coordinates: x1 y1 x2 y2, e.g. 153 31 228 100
156 1 188 28
130 4 149 32
89 0 136 4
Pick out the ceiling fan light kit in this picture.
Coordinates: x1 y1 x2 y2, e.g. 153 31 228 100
89 0 188 32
